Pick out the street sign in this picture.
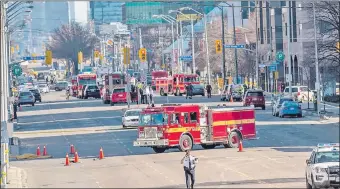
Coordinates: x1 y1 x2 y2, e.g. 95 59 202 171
276 51 285 61
270 72 273 78
12 65 22 76
22 56 45 61
258 64 266 68
268 65 277 72
224 44 245 49
273 61 280 65
286 74 292 82
180 56 192 61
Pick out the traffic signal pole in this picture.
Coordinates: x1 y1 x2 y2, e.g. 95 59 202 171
112 41 115 73
221 7 226 85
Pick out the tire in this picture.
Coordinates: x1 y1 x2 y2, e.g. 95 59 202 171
262 106 265 110
85 96 88 99
160 89 164 96
297 114 302 118
202 94 205 96
32 103 35 106
306 177 312 189
201 144 216 149
39 100 42 102
110 102 115 106
152 147 166 153
178 134 193 152
224 131 241 148
275 112 279 117
122 124 126 129
279 114 284 118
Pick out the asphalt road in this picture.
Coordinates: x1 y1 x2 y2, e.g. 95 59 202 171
10 91 339 187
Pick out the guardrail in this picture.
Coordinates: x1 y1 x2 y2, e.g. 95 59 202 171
1 121 10 188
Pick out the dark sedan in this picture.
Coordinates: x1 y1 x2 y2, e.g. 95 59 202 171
29 89 42 102
191 84 205 96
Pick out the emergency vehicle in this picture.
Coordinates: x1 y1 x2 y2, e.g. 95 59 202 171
151 70 168 90
133 104 257 153
101 72 126 104
155 74 200 96
305 143 339 189
76 74 97 98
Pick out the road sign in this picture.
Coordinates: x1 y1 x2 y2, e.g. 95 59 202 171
180 56 192 61
224 44 245 49
258 64 266 68
270 72 273 78
273 61 280 65
276 51 285 61
22 56 45 61
268 65 277 72
12 65 22 76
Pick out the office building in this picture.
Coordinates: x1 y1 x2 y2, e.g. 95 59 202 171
89 2 123 33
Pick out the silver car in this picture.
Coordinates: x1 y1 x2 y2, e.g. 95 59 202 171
122 109 142 128
272 96 294 117
18 91 35 106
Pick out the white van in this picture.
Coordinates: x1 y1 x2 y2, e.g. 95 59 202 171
283 86 314 102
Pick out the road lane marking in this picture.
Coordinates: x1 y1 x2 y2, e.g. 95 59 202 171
18 116 121 125
142 160 176 184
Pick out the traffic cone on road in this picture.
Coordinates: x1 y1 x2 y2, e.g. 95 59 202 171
43 145 47 156
70 144 75 154
65 153 70 166
230 96 234 102
238 141 244 152
36 146 41 156
74 151 79 163
99 147 104 160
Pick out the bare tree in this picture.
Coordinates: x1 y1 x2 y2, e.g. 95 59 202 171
47 22 99 75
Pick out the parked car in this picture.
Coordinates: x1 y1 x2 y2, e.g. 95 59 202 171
191 84 205 96
283 86 313 102
29 89 42 102
37 73 45 81
278 101 302 118
272 96 294 116
111 87 127 106
18 91 35 106
38 83 50 93
54 81 68 91
221 84 244 101
122 109 142 128
83 85 100 99
243 89 265 110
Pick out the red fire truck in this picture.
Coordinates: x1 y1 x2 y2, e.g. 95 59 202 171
133 104 257 153
101 72 126 104
151 70 168 90
71 76 78 96
155 74 200 96
76 74 97 98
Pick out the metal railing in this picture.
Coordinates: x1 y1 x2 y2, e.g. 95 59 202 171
1 121 10 188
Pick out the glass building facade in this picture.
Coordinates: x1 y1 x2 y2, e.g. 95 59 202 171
89 2 123 24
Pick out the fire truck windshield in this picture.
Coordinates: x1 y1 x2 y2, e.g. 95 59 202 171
139 113 168 126
79 79 96 85
184 77 199 82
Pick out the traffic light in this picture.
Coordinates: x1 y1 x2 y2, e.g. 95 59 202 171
215 40 222 54
139 48 147 62
94 50 99 58
123 47 130 65
45 50 52 65
32 53 37 63
11 47 14 54
78 51 83 64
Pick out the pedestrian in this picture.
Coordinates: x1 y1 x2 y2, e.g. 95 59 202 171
145 85 150 105
181 149 198 189
206 84 212 98
139 87 144 104
188 83 193 99
142 84 147 104
149 86 154 105
13 101 18 121
186 85 189 99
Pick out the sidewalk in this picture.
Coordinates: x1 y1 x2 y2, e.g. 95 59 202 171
6 167 28 188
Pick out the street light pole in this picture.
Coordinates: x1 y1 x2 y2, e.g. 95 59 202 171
232 4 238 84
190 17 195 74
312 3 320 116
221 7 226 84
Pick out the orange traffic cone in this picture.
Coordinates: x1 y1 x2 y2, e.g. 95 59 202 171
70 144 75 154
238 141 244 152
65 153 70 166
43 145 47 156
74 151 79 163
36 146 41 156
99 147 104 160
230 96 234 102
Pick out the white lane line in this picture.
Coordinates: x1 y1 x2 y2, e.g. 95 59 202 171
18 116 121 125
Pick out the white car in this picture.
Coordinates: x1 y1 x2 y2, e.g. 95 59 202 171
305 143 340 189
122 109 142 128
38 84 50 93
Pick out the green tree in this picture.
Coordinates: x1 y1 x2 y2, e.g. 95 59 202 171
47 22 99 75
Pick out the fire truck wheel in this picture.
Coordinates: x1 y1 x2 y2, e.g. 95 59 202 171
160 89 165 96
224 131 241 148
201 144 216 149
152 147 166 153
110 102 115 106
179 134 193 152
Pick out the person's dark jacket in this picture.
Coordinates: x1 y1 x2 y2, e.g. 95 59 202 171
206 84 212 92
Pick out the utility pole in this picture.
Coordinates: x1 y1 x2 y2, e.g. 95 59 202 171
232 4 238 84
190 18 195 74
287 6 292 97
221 7 226 84
255 5 259 89
312 3 320 116
112 40 115 73
204 13 211 84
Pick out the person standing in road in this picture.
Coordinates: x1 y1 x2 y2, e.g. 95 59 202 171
139 87 144 104
149 86 154 105
145 85 150 105
206 84 212 98
181 150 198 189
